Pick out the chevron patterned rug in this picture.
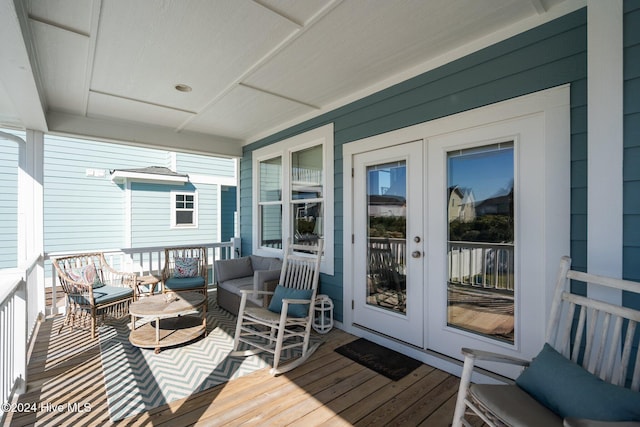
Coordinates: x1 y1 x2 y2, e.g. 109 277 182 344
99 291 302 421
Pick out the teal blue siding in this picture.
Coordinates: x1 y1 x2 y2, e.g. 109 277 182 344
623 0 640 366
221 185 236 244
624 1 640 282
176 152 235 177
131 182 218 247
241 9 589 322
0 138 20 269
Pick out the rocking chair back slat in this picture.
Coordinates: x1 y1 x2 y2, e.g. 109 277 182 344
546 258 640 391
279 249 322 293
231 238 324 376
453 256 640 427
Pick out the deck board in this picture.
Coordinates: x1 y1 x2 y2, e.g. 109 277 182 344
5 301 467 427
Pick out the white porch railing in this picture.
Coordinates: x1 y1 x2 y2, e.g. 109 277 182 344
44 239 240 316
0 254 42 417
448 242 514 291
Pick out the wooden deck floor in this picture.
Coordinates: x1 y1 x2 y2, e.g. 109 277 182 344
6 310 470 427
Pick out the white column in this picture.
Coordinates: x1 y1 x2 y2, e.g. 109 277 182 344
587 1 623 301
24 130 45 316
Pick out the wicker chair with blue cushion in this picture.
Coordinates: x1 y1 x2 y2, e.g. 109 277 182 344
52 253 137 339
162 246 208 296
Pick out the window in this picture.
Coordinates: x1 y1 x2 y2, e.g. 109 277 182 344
253 123 334 274
172 192 198 227
447 142 515 344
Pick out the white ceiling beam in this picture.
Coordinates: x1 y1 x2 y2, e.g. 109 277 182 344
0 0 47 131
238 83 320 110
27 14 91 37
176 0 343 133
251 0 304 28
82 0 102 116
530 0 548 14
46 111 243 158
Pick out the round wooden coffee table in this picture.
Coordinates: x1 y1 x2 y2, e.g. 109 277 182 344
129 291 207 353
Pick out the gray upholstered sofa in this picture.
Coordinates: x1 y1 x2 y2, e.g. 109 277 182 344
214 254 282 315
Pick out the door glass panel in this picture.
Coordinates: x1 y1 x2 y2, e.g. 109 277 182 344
447 142 514 343
366 161 407 314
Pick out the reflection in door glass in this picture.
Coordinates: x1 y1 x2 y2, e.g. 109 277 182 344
366 161 407 314
447 142 514 344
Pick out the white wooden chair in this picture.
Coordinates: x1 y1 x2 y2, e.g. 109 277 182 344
231 238 324 376
452 256 640 427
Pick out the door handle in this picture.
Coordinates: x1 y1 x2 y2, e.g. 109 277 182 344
411 251 422 258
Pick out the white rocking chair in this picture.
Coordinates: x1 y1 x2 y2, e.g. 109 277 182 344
231 238 324 376
452 256 640 427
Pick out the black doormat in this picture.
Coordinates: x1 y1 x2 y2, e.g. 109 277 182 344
334 338 422 381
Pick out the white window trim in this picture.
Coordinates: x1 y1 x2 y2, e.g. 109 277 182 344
252 123 334 275
171 190 198 229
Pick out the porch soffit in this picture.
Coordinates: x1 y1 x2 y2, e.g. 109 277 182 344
0 0 585 154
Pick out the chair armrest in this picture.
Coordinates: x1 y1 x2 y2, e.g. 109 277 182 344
281 298 312 304
239 289 275 296
461 347 530 367
564 419 640 427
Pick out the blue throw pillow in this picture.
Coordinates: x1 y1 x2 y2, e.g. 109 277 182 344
516 343 640 421
268 285 312 318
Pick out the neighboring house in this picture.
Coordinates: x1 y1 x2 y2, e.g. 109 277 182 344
448 187 476 223
474 191 513 217
0 132 237 271
0 134 20 269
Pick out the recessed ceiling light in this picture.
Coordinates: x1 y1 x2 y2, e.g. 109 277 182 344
175 84 192 92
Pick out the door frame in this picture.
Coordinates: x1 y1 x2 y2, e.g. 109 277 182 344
342 85 570 379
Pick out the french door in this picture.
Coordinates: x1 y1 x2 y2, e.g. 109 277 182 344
346 93 570 379
352 140 424 347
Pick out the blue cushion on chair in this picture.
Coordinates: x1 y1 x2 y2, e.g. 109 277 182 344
516 343 640 421
165 276 205 290
71 285 133 306
268 285 312 318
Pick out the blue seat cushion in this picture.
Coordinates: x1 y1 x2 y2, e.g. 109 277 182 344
165 276 206 290
268 285 312 318
516 343 640 421
71 285 133 306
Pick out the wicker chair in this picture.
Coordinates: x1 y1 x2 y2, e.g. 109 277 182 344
161 246 208 296
52 253 137 339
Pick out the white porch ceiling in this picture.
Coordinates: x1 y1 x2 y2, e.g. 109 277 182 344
1 0 582 157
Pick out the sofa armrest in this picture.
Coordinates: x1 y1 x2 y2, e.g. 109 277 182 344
253 269 281 294
262 279 280 307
